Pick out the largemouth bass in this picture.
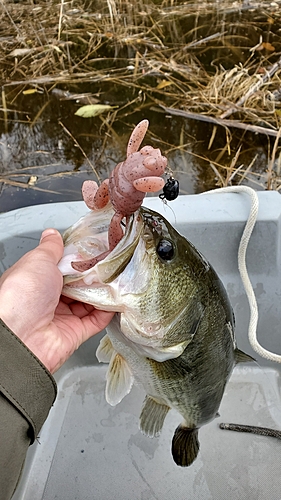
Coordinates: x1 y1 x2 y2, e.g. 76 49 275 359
58 203 252 467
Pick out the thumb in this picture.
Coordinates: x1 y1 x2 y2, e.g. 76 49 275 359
39 228 64 264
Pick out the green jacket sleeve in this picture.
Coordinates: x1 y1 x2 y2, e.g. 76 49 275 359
0 319 57 500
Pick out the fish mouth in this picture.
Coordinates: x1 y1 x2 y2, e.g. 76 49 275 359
59 206 145 284
89 211 144 284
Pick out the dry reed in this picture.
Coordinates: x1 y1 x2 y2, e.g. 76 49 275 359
1 0 281 191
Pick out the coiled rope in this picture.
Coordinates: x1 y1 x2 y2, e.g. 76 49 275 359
205 186 281 364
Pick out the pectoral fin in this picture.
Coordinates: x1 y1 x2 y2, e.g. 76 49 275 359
105 353 134 406
172 424 200 467
96 334 115 363
139 396 170 437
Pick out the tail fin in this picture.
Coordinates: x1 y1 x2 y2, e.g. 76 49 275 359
172 425 199 467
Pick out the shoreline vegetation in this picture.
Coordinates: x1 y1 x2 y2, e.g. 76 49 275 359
1 0 281 196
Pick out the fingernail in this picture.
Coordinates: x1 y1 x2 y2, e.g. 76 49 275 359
39 228 58 243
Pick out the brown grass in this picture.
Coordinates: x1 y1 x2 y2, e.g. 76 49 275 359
1 0 281 191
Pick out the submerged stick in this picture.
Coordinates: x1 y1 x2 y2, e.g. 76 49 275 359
59 121 102 183
159 105 280 138
183 31 227 50
267 127 281 190
1 88 8 134
219 423 281 440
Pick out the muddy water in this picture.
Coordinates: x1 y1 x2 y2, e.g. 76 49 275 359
1 3 280 212
0 83 270 213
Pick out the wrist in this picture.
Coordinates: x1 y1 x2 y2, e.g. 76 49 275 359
0 291 32 346
0 273 35 341
0 313 59 373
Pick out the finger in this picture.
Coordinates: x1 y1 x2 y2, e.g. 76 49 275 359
59 298 95 317
81 310 115 341
60 295 75 304
39 228 64 264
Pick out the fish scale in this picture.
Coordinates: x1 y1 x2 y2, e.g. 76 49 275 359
60 204 253 467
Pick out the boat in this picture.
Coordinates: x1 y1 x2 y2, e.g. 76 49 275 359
1 190 281 500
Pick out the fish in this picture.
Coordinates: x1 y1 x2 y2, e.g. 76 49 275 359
58 202 253 467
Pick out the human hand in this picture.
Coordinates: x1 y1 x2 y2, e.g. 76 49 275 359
0 229 115 374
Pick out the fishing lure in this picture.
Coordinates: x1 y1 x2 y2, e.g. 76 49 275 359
159 176 180 202
72 120 167 271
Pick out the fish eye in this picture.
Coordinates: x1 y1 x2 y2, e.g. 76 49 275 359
156 239 174 261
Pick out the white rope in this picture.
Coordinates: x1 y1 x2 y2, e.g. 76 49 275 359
204 186 281 363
